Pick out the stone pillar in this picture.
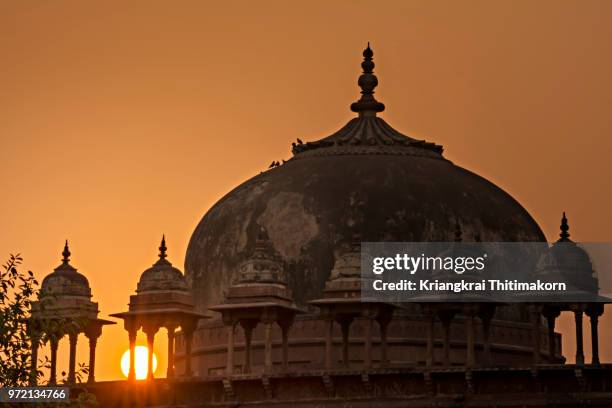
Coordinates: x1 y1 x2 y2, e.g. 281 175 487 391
264 319 274 372
87 335 98 383
531 306 541 365
590 313 600 365
143 325 158 380
479 306 494 367
574 309 584 366
128 327 137 381
439 311 455 367
166 325 176 379
465 312 475 368
226 323 235 375
543 308 559 362
363 315 374 369
240 320 256 374
339 317 353 368
324 315 334 369
280 322 290 371
378 318 390 367
49 336 59 385
425 313 435 368
68 331 78 384
30 334 40 385
587 305 603 365
183 326 194 377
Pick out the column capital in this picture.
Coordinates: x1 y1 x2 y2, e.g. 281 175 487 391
180 318 198 335
438 309 457 324
276 316 294 330
142 322 160 336
68 330 79 342
239 318 259 333
542 305 561 319
462 304 479 317
586 303 604 318
124 318 140 334
85 322 103 340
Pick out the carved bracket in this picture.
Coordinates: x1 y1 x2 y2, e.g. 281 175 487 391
465 370 474 395
222 377 236 401
361 373 372 396
423 371 434 396
575 368 587 393
261 376 273 400
322 373 334 397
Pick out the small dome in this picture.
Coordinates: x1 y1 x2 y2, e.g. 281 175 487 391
328 233 361 281
236 225 286 284
535 213 598 294
40 241 92 298
136 236 189 293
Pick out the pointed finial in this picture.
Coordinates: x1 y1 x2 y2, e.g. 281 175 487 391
350 43 385 116
454 218 463 242
257 224 269 242
62 240 71 264
159 235 167 259
255 225 273 255
559 212 571 241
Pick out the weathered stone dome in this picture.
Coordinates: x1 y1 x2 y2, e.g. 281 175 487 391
41 241 92 299
137 236 189 293
185 45 545 312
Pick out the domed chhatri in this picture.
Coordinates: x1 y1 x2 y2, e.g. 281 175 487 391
136 235 189 293
40 240 92 299
536 212 599 295
209 224 303 375
111 236 207 380
31 241 114 385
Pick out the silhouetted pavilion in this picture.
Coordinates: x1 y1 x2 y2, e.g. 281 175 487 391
111 237 207 380
30 241 114 384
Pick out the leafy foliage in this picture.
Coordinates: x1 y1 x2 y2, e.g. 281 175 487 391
0 254 38 386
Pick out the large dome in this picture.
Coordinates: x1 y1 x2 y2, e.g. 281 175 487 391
185 45 545 312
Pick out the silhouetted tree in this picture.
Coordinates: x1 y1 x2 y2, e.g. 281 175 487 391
0 254 39 386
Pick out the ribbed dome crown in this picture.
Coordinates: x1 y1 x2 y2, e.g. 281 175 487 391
137 236 189 293
40 241 92 298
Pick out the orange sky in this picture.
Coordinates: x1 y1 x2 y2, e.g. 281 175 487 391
1 0 611 381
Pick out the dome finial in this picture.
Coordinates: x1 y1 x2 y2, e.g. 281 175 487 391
62 240 71 264
257 224 269 242
350 43 385 116
559 212 571 241
159 234 168 259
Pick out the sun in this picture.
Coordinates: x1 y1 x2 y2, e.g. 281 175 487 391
120 346 158 380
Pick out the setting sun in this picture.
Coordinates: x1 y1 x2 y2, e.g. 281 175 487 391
120 346 158 380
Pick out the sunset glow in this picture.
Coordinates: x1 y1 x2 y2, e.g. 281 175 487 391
120 346 158 380
2 0 612 384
